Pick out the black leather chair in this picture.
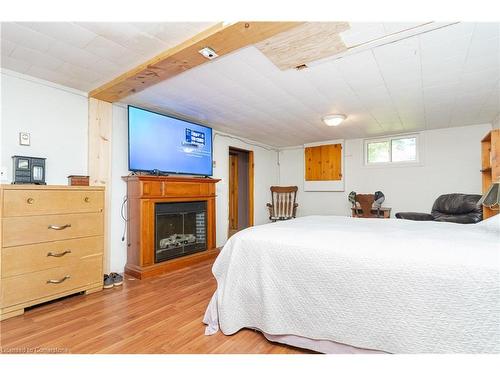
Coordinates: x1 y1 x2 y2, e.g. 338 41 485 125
395 193 483 224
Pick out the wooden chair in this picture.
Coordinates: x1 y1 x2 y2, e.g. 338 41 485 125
352 194 381 218
267 186 298 222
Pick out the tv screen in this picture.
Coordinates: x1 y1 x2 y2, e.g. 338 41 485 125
128 106 213 176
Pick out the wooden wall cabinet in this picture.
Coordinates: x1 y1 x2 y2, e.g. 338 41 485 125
123 176 220 279
304 144 342 181
0 185 104 320
481 129 499 219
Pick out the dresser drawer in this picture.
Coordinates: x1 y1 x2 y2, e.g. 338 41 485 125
0 255 102 308
3 189 103 217
2 213 103 247
2 236 104 278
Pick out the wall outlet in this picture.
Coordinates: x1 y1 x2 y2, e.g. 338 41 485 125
19 132 30 146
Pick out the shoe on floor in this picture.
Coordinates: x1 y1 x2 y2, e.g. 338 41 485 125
103 274 114 289
109 272 123 287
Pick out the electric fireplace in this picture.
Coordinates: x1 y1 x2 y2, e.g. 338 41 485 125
155 201 207 263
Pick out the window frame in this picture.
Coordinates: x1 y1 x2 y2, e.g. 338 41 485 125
364 133 421 167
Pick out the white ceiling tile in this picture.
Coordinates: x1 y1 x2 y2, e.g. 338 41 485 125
131 22 215 44
336 51 385 89
340 23 386 47
463 52 500 74
83 35 140 65
379 60 421 89
58 62 103 83
46 40 102 69
419 23 473 64
421 54 464 88
425 110 451 128
10 45 63 71
467 35 499 58
76 22 143 46
373 37 420 64
116 32 167 56
1 22 54 52
26 65 91 90
21 22 97 49
1 39 16 56
425 90 457 105
382 23 428 34
471 23 500 41
1 55 31 73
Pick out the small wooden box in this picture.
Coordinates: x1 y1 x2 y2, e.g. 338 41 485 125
68 175 90 186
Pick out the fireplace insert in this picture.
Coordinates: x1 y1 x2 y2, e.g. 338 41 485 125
155 201 207 262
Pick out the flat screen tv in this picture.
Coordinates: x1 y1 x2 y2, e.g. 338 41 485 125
128 106 213 176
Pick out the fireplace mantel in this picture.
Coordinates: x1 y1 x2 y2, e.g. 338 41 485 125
123 175 221 279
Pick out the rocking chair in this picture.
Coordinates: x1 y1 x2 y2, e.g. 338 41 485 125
266 186 298 222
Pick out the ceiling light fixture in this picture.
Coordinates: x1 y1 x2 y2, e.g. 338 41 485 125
322 114 347 127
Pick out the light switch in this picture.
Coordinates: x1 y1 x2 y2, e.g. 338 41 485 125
19 132 30 146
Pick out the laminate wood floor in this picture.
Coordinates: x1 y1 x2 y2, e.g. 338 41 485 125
0 259 310 354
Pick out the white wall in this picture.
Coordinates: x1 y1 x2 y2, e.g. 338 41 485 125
109 104 129 272
279 124 492 217
1 70 88 184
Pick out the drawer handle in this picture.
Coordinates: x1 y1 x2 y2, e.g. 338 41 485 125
47 250 72 257
84 197 90 203
48 224 72 230
27 198 34 204
46 275 71 284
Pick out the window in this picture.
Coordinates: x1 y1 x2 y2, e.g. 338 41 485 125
365 135 419 165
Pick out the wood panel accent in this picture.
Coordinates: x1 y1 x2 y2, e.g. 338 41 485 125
229 153 239 230
481 129 500 219
255 22 350 70
305 144 342 181
89 22 303 103
123 175 220 279
88 98 112 273
88 98 112 186
0 259 310 354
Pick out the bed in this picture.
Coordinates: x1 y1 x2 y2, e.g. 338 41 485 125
203 215 500 354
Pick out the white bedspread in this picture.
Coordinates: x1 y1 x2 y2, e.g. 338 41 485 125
204 216 500 353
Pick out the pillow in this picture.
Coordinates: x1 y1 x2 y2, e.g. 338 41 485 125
476 214 500 234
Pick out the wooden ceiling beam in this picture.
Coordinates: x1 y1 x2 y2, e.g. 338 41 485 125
89 22 304 102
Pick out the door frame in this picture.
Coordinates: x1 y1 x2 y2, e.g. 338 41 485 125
228 147 254 228
229 152 239 231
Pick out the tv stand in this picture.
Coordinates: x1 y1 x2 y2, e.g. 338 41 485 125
122 175 221 279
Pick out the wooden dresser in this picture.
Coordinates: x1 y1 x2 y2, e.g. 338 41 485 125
0 185 104 320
